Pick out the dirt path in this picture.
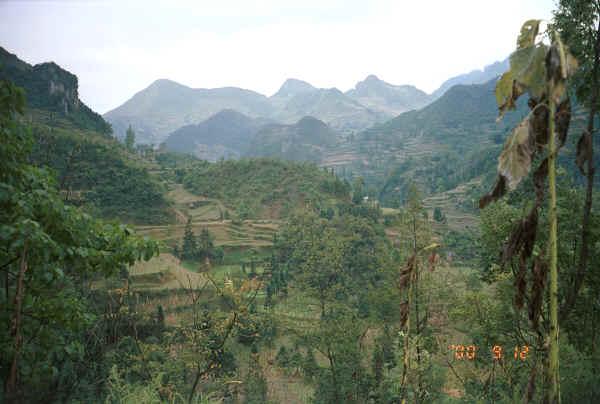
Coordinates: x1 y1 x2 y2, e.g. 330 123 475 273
173 208 188 224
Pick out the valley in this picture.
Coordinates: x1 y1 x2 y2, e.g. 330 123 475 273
2 4 600 402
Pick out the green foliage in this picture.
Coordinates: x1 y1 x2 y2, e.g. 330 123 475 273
0 47 112 135
0 78 160 402
29 124 172 225
242 353 268 404
179 218 220 263
551 0 600 111
245 116 338 162
183 158 349 219
125 125 135 152
302 348 319 382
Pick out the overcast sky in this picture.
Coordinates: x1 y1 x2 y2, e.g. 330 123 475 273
1 0 555 114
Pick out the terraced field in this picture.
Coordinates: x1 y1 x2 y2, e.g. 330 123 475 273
423 177 481 232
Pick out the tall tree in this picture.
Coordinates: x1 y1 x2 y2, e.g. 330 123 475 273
552 0 600 322
125 125 135 152
181 218 197 261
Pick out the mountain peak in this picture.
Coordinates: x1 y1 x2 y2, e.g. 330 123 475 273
273 78 316 98
364 74 381 83
149 78 187 89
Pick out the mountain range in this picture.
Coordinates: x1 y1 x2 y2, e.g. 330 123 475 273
430 57 510 100
104 60 511 146
104 74 433 145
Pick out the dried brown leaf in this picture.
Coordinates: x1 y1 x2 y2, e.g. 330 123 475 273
397 253 417 293
530 99 549 148
501 207 538 266
529 252 548 330
479 175 507 209
515 254 528 309
533 158 548 203
399 301 410 329
555 97 572 148
576 133 592 174
498 118 536 190
428 252 439 272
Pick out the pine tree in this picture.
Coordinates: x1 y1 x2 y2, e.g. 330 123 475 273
303 348 319 382
181 218 197 261
125 125 135 152
197 227 214 260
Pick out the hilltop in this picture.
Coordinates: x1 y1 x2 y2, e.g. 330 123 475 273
182 158 351 219
104 78 274 145
345 74 432 116
1 47 173 224
0 46 111 134
163 109 271 161
245 116 339 162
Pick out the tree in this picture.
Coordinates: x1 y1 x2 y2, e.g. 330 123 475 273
552 0 600 324
125 125 135 152
197 227 215 261
433 207 445 222
396 186 435 404
352 177 365 205
0 79 160 403
181 218 197 261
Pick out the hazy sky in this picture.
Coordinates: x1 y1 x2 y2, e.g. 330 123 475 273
1 0 555 114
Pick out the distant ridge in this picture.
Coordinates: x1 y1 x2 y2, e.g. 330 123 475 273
164 109 271 162
430 57 509 99
346 74 432 116
104 79 273 145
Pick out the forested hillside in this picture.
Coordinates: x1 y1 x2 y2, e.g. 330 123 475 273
182 158 351 219
245 116 338 162
163 109 271 161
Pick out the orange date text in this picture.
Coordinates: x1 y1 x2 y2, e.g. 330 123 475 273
450 344 531 360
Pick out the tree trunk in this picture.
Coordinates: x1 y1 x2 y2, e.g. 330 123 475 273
5 239 28 404
400 267 414 404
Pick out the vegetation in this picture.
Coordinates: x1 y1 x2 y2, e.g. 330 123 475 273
183 158 351 219
3 5 600 403
28 122 173 224
0 47 112 135
0 78 160 402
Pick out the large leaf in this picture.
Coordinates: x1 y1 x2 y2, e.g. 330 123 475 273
517 20 541 49
498 118 536 190
510 45 548 101
496 71 525 120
